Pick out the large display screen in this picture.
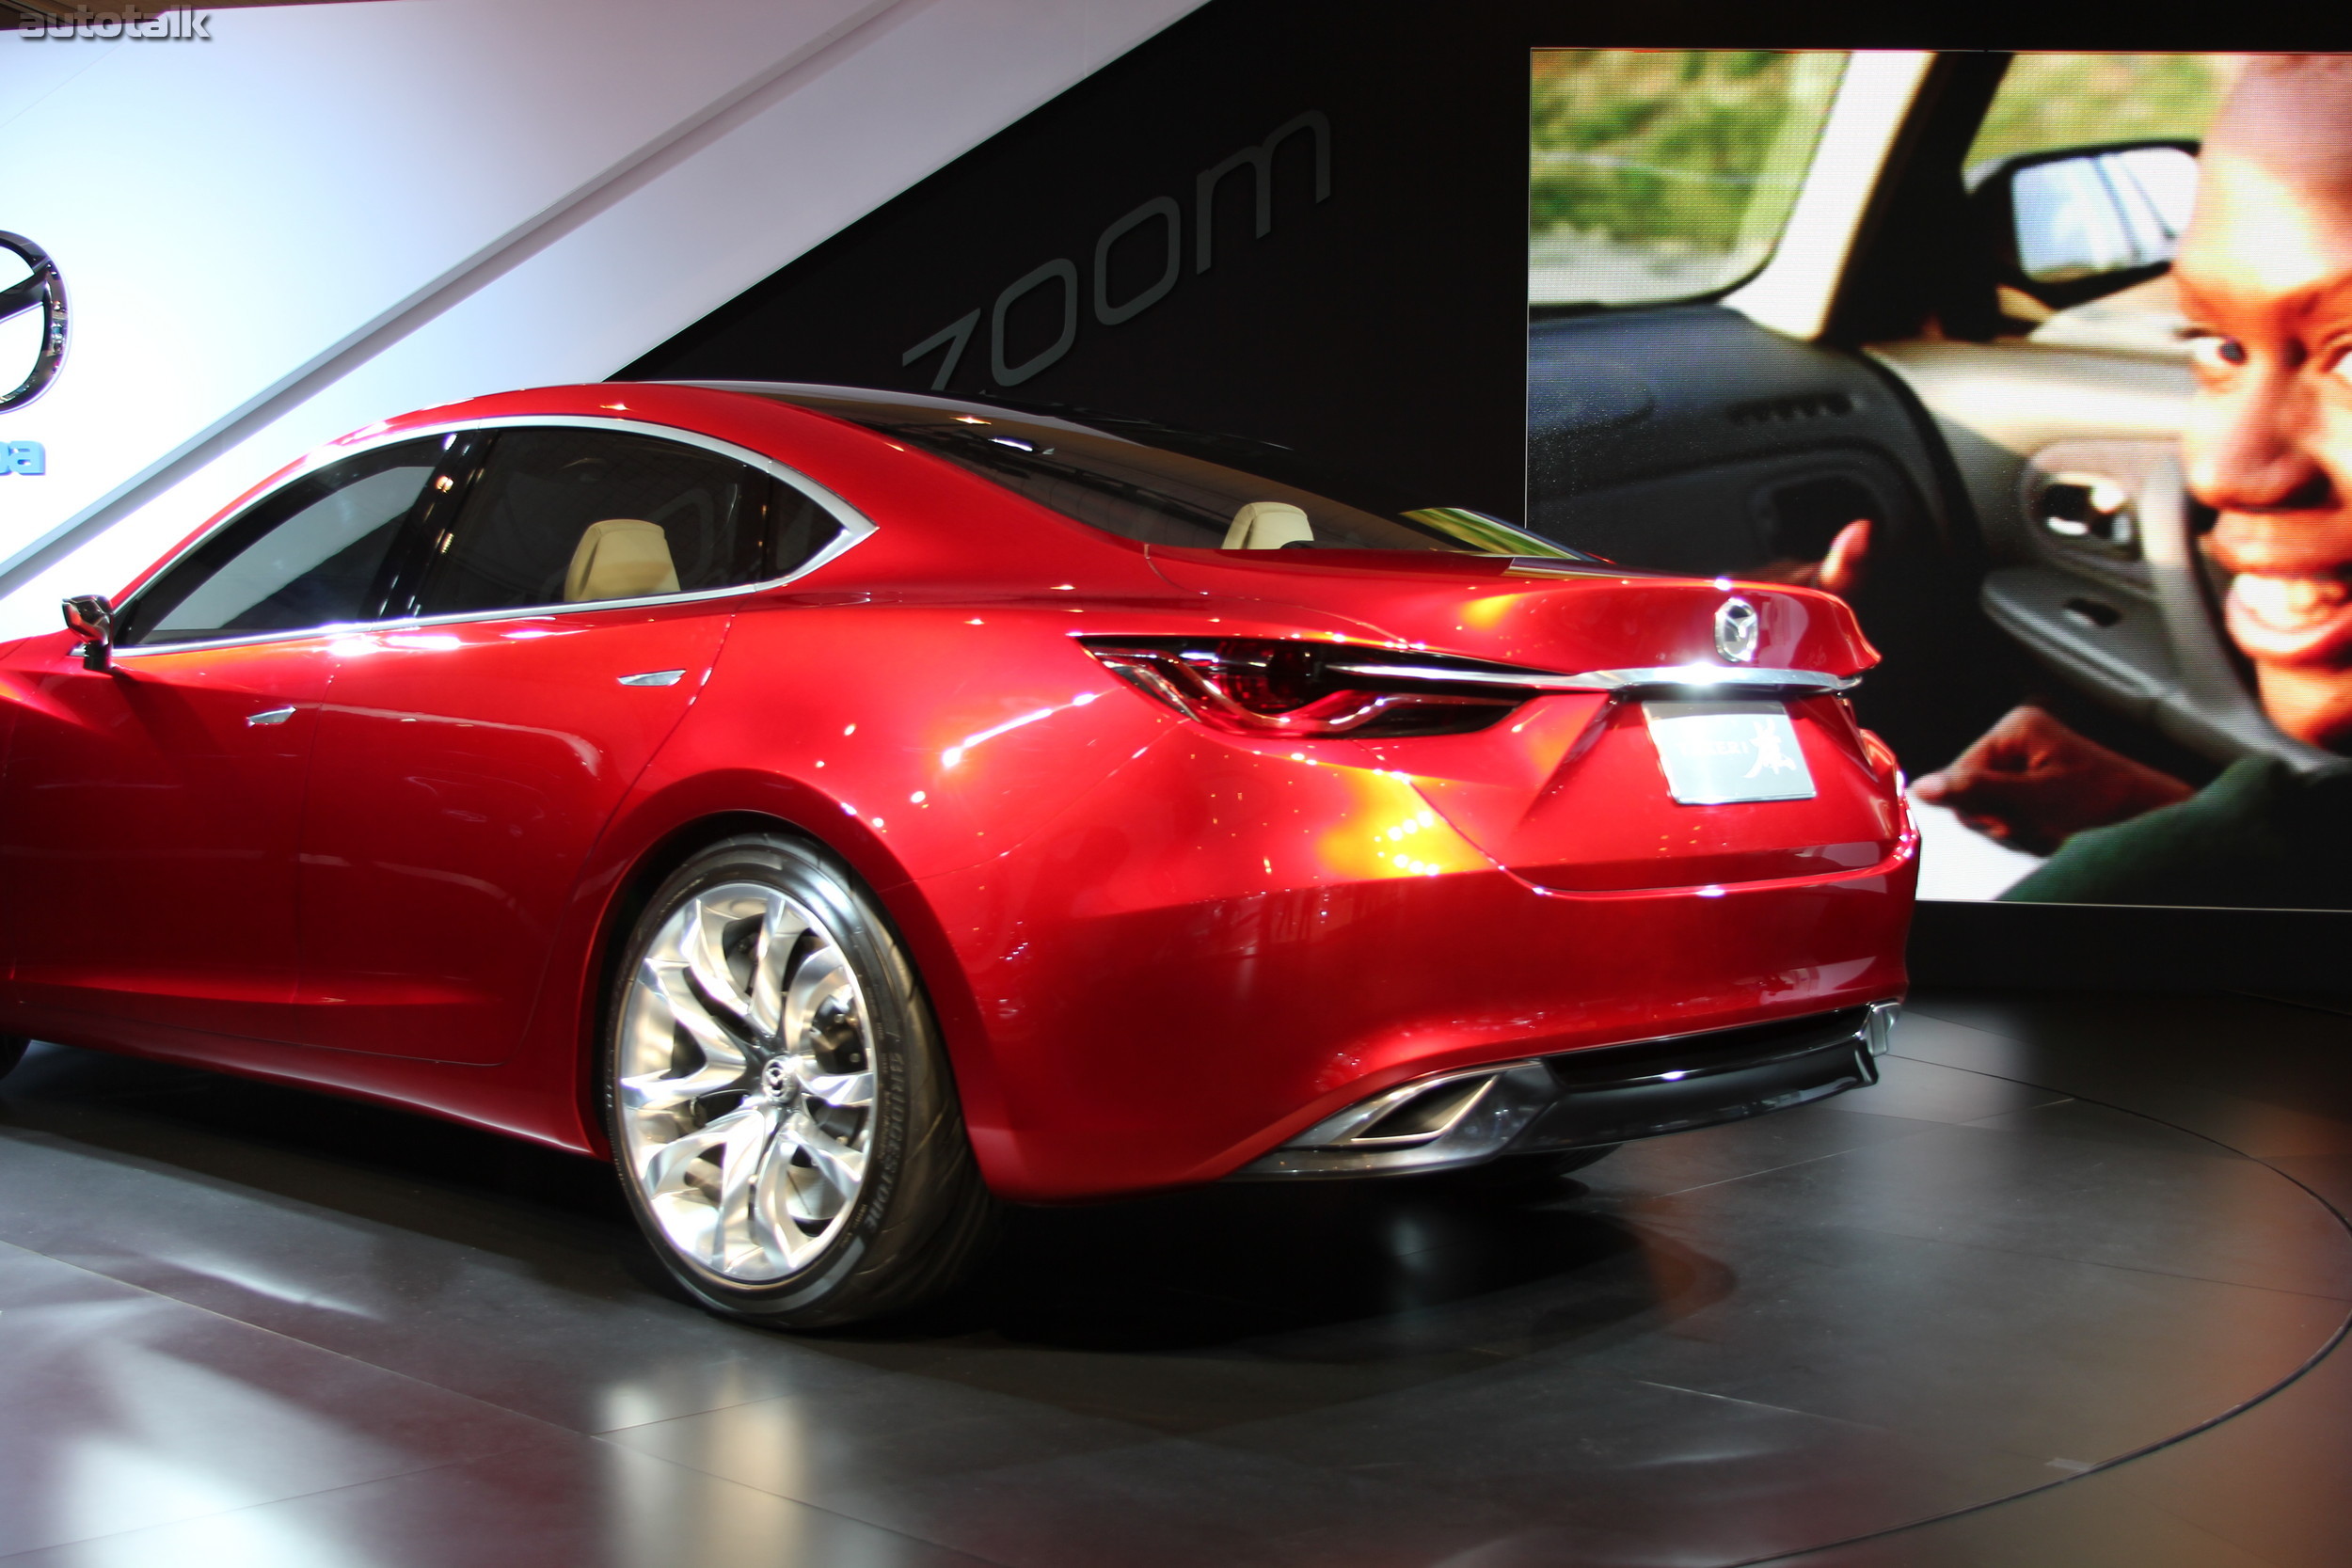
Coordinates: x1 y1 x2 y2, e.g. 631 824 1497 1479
1526 51 2352 912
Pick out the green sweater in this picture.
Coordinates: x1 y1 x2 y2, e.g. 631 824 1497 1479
2002 754 2352 910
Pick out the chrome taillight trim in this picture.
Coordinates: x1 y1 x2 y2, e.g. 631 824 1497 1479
1324 660 1859 696
1083 640 1522 736
1081 637 1863 738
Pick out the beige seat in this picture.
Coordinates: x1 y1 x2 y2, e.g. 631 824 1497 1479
1222 500 1313 549
563 518 679 602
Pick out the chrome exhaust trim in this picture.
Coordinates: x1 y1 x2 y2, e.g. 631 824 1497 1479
1865 1000 1901 1056
1238 1061 1559 1178
1233 1003 1897 1180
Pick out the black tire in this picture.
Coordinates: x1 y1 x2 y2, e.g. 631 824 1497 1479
601 832 997 1329
1418 1144 1620 1200
0 1037 26 1080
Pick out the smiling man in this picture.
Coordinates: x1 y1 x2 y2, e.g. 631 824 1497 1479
2185 56 2352 746
1916 55 2352 907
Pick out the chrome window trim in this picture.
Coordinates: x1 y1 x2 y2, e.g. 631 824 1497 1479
110 413 878 661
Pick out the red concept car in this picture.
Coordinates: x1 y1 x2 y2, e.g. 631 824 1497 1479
0 382 1915 1326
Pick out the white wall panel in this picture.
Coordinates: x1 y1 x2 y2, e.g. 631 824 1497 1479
0 0 1200 637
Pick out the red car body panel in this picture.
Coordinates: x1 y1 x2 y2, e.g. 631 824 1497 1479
1 637 334 1040
0 382 1915 1201
291 602 732 1064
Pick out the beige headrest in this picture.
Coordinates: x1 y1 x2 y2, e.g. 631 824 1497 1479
1222 500 1313 550
564 518 679 603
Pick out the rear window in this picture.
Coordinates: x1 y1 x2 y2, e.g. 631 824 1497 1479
708 384 1588 559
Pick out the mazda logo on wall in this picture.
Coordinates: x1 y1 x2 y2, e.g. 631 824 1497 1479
0 232 68 412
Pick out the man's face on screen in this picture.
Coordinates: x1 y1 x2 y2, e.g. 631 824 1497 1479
2177 58 2352 751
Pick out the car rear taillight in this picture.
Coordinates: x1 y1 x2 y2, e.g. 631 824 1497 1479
1080 638 1527 738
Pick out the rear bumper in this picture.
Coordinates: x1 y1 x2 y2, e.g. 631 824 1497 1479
1232 1003 1898 1179
910 725 1915 1201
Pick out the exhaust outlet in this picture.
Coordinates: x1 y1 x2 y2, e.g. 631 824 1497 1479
1232 1004 1896 1180
1235 1060 1558 1178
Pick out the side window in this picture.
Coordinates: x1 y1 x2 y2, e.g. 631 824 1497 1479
413 427 828 617
1528 50 1848 309
119 436 449 647
1967 55 2232 173
1965 54 2237 352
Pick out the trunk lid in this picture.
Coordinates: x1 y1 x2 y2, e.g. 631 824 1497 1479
1142 547 1876 678
1147 547 1905 892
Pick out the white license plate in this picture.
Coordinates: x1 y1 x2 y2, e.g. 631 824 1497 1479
1643 700 1817 804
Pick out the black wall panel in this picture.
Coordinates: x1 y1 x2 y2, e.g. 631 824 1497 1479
626 2 1538 517
624 0 2349 992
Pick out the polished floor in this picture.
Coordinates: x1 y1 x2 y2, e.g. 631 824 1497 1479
0 990 2347 1567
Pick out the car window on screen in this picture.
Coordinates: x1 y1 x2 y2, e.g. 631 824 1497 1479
1528 50 1848 309
119 436 447 646
1965 54 2241 355
415 428 782 617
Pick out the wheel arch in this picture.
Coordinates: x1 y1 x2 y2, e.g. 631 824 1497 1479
563 783 1005 1182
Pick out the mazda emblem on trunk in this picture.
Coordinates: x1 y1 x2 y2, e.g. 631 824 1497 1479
1714 596 1759 664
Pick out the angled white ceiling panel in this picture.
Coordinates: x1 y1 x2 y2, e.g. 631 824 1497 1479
0 0 1203 636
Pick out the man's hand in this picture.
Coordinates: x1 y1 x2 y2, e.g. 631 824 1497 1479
1751 518 1871 599
1913 705 2195 857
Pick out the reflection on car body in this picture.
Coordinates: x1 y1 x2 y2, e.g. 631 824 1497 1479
0 379 1912 1327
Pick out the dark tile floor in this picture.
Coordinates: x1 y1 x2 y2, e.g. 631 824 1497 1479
0 990 2345 1566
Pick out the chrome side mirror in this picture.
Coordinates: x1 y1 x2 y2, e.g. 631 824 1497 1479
1971 139 2199 310
61 594 113 671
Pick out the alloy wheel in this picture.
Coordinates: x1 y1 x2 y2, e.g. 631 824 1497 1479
614 882 876 1283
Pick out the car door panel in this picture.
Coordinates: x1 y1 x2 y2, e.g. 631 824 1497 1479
1979 563 2179 724
0 634 332 1041
1861 341 2192 572
1866 340 2323 772
292 605 729 1064
281 417 804 1066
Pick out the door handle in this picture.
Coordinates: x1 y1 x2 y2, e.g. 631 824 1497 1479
617 670 686 688
2061 596 2122 628
2035 470 2138 554
246 705 296 726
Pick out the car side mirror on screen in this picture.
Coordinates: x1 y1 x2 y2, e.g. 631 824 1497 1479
60 594 114 671
1971 139 2199 310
